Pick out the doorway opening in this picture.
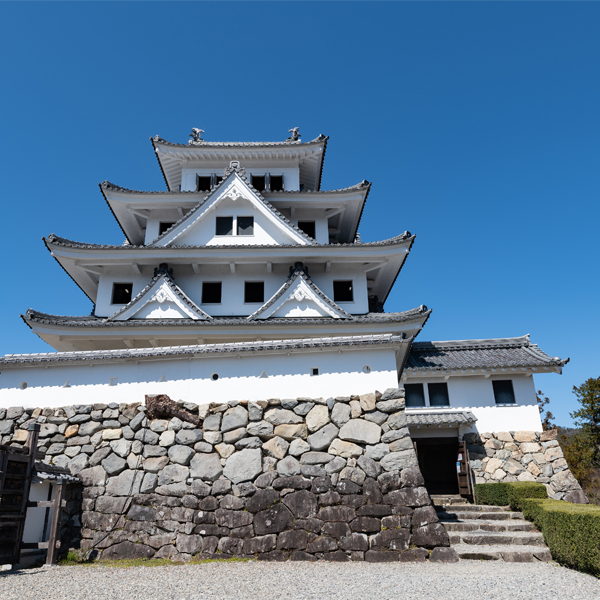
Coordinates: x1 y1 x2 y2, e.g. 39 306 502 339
414 436 459 495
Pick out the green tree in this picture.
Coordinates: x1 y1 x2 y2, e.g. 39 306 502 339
571 377 600 462
536 389 556 430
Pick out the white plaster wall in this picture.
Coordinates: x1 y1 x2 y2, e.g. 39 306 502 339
0 348 398 409
181 167 300 192
401 374 543 433
94 265 369 318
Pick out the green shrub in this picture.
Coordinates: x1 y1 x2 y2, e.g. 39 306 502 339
522 498 600 575
474 482 547 509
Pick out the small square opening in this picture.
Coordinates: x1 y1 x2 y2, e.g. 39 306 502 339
333 280 353 302
251 175 266 190
216 216 233 236
244 281 264 303
197 176 212 192
270 175 284 191
112 283 133 304
493 380 516 404
158 222 175 236
405 383 425 407
237 216 254 236
428 382 450 407
311 367 319 376
298 221 316 239
202 282 222 304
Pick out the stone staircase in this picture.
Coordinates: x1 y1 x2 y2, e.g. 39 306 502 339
434 502 553 562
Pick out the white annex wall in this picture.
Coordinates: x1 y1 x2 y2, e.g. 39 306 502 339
401 374 543 433
0 348 399 409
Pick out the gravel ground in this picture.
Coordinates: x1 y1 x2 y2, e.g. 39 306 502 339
1 561 599 600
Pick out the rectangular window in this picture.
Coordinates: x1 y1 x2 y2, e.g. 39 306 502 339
213 175 223 188
237 216 254 236
202 282 222 304
158 222 175 236
333 280 353 302
428 382 450 407
405 383 425 408
251 175 266 190
298 221 316 239
270 175 284 191
112 283 133 304
493 380 516 404
216 216 233 236
197 175 212 192
244 281 264 303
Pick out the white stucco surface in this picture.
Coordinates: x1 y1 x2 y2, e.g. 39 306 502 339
0 347 399 409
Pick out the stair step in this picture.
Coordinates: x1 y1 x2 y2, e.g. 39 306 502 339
448 531 546 546
442 520 535 532
452 543 552 562
438 511 524 521
435 504 508 513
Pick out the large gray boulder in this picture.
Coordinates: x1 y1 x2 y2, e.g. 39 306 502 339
168 445 195 465
307 423 339 451
221 406 248 432
158 464 189 486
223 449 262 484
106 470 143 496
264 409 303 425
190 453 223 481
339 419 381 445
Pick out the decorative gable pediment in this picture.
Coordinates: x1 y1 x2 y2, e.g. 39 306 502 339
109 265 211 322
151 167 313 247
248 263 353 321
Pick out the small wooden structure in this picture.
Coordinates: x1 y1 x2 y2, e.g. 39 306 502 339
0 423 73 567
456 440 473 499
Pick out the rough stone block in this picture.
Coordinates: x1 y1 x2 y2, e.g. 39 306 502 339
254 504 294 535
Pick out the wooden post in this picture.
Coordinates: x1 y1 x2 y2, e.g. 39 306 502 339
45 479 64 566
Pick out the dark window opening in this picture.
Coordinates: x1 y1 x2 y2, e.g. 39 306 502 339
202 282 222 304
159 222 175 236
333 280 353 302
311 368 319 376
493 380 516 404
245 281 264 303
270 175 284 191
213 175 223 188
251 175 266 190
405 383 425 408
428 382 450 407
197 176 212 192
298 221 316 239
216 216 233 236
112 283 133 304
237 216 254 236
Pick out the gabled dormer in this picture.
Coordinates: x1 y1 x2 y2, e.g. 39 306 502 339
150 164 315 247
109 264 211 321
248 263 352 320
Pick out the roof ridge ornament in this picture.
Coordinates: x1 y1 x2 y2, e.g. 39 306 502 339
188 128 205 145
287 127 300 142
288 261 310 279
223 161 246 179
154 263 174 278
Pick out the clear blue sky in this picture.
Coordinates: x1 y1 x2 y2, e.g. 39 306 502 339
1 2 598 426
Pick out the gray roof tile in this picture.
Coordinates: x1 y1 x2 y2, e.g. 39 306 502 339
24 306 430 328
1 333 411 367
406 411 477 426
406 335 568 371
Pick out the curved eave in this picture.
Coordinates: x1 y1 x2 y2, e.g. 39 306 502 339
44 232 414 303
0 333 412 368
151 135 328 193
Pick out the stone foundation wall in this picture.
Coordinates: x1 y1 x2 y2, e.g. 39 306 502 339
0 389 457 563
465 430 587 504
